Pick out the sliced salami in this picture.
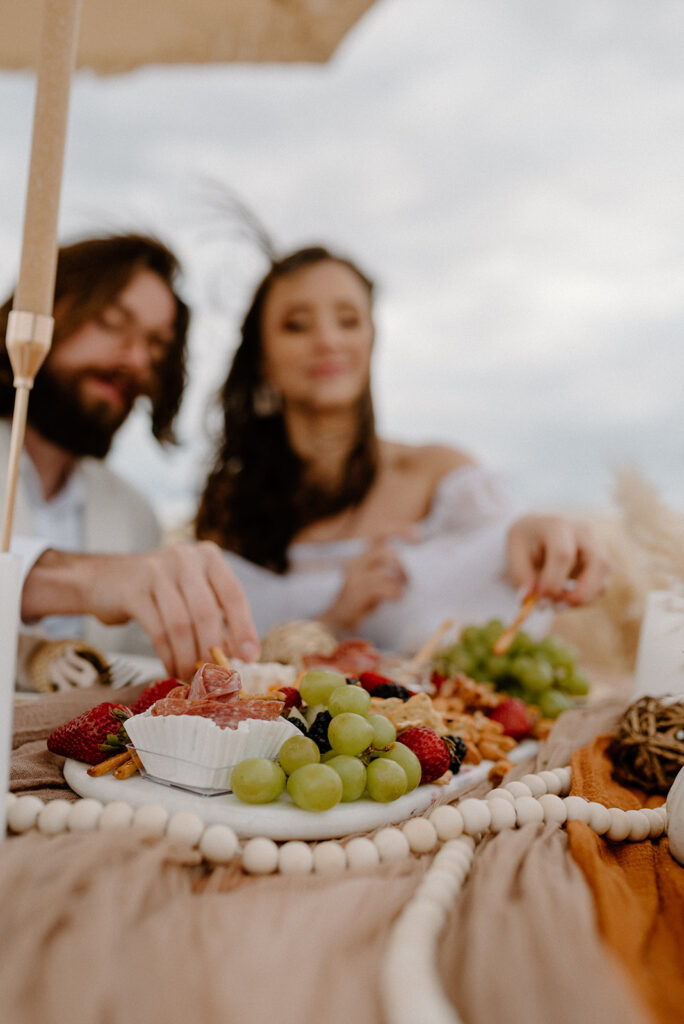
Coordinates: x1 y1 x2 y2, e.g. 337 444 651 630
301 639 380 675
188 662 241 701
150 696 284 727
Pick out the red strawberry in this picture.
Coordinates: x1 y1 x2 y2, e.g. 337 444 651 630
129 678 183 715
430 670 448 694
490 697 533 740
398 726 451 784
47 702 132 765
277 686 302 710
358 671 397 693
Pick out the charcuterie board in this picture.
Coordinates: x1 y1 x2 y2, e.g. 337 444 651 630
64 739 537 841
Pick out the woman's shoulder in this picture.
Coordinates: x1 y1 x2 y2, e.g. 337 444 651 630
380 440 474 485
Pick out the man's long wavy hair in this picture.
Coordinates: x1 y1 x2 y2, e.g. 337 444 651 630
0 233 189 443
196 246 379 573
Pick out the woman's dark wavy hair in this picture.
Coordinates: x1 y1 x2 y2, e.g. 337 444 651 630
196 246 378 572
0 233 189 443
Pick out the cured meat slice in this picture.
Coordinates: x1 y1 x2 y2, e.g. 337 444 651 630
150 696 284 727
188 663 241 701
301 639 380 675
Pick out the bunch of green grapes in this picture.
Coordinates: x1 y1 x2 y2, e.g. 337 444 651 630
230 670 421 810
432 619 591 718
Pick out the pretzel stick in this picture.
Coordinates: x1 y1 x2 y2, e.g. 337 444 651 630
113 755 139 780
405 619 454 674
87 751 131 777
492 592 539 655
209 645 232 669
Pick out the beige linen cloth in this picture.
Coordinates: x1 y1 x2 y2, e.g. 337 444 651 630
2 687 656 1024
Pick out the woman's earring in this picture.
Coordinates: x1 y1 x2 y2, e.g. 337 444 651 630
252 380 282 417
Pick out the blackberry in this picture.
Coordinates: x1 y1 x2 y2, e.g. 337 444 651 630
308 710 333 754
370 683 413 701
284 708 308 735
443 735 467 773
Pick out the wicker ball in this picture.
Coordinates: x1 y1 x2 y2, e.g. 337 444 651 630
610 696 684 792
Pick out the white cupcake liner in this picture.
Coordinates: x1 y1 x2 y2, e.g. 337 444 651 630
125 710 300 793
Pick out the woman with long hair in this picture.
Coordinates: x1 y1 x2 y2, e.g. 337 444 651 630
196 245 609 653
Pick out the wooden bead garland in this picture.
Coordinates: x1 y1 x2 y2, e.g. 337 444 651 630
4 762 668 882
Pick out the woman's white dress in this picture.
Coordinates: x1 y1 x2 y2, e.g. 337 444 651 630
223 465 549 655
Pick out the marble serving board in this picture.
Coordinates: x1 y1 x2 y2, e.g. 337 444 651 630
64 739 538 841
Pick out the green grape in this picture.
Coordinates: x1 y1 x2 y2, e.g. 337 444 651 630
368 713 396 750
328 685 371 718
538 688 574 719
299 670 348 706
286 763 343 811
443 647 477 677
374 742 421 791
482 618 505 647
515 656 554 694
556 670 590 696
325 755 367 802
461 625 484 648
328 713 374 756
508 630 534 656
485 654 510 680
230 758 286 804
366 758 408 802
278 735 320 775
537 635 578 669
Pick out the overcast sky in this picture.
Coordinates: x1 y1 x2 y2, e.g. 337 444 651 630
1 0 683 527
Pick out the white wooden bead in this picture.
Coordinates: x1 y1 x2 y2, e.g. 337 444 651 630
563 796 591 823
418 870 464 905
7 795 44 832
587 802 611 835
514 796 544 827
312 841 347 873
504 780 533 799
458 798 492 836
166 811 204 846
67 798 103 833
538 770 563 795
132 803 169 838
538 794 567 824
345 836 380 870
374 827 410 861
5 792 17 811
98 800 134 831
399 900 447 938
552 766 572 794
437 839 474 866
199 824 239 863
37 799 71 835
625 809 651 842
606 808 630 842
521 773 547 797
488 798 517 832
278 841 314 875
402 817 438 854
643 807 666 839
486 788 515 805
429 804 464 840
242 837 279 874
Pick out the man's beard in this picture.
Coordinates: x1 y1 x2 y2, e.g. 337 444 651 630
28 364 137 458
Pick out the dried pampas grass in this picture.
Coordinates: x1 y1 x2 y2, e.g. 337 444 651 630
613 467 684 588
551 468 684 678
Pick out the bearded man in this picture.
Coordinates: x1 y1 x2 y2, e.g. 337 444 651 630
0 233 258 683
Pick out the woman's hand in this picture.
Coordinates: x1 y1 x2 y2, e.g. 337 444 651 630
506 515 611 606
320 539 407 634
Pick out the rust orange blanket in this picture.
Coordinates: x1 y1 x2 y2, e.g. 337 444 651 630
568 736 684 1024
